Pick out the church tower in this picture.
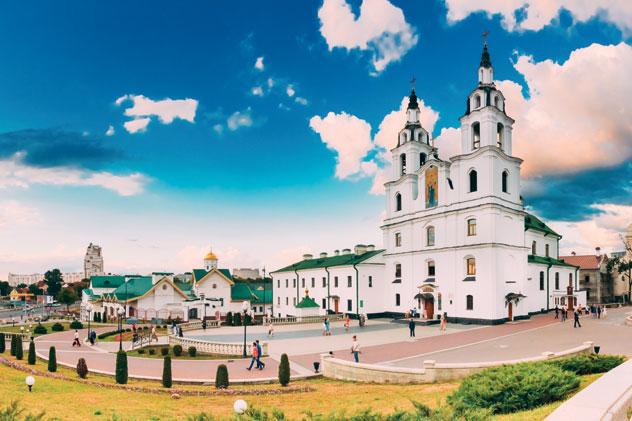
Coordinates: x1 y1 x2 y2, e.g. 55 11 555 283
204 250 218 271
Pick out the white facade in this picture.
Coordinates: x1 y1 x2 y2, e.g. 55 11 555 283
8 271 84 287
84 243 104 279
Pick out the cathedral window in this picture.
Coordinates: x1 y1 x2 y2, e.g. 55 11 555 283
322 277 326 287
428 260 436 277
395 193 402 211
466 295 474 310
420 152 427 167
502 171 509 193
532 241 537 255
466 257 476 275
474 94 481 108
395 232 402 247
400 153 407 175
426 226 435 246
497 123 504 149
467 219 477 236
545 244 550 257
395 293 401 306
311 277 315 288
347 276 352 288
334 276 339 287
555 272 560 290
301 278 305 288
472 122 480 149
469 170 478 192
539 271 544 290
395 264 402 279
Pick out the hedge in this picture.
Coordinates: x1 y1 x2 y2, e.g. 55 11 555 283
173 345 183 357
548 354 625 375
51 323 64 332
115 351 128 384
160 347 169 356
215 364 229 389
33 324 47 334
188 346 197 357
162 356 172 388
48 347 57 372
278 353 290 386
70 320 84 330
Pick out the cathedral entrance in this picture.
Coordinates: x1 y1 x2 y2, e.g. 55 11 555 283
415 290 435 319
424 296 434 319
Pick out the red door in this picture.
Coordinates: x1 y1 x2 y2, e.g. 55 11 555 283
334 298 339 314
508 302 513 321
424 299 434 319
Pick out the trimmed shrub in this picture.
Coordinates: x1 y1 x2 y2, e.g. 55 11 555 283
15 337 23 360
549 354 625 375
188 346 197 357
10 335 16 356
93 312 98 323
70 320 83 330
226 312 233 326
448 363 580 415
77 357 88 379
115 351 128 384
33 324 47 335
173 345 183 357
278 353 290 386
51 323 64 332
0 333 4 353
48 346 57 372
244 313 252 326
27 339 36 365
162 356 172 388
215 364 229 389
148 348 156 355
96 312 101 323
137 348 146 354
102 312 107 323
233 312 242 327
160 347 169 356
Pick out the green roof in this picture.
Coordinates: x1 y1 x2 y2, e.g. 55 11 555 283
528 255 578 268
524 213 560 237
231 283 258 301
110 276 152 300
249 283 272 304
272 249 384 273
296 296 319 308
90 275 125 289
192 268 233 283
174 279 196 299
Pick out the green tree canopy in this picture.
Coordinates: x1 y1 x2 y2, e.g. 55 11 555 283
57 288 78 311
45 269 63 297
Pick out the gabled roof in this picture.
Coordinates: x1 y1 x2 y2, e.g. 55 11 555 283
296 296 319 308
192 268 233 284
528 255 578 268
524 213 560 238
559 255 606 270
90 275 125 289
272 249 384 273
110 276 153 301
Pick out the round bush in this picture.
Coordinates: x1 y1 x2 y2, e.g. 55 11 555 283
33 324 47 335
448 363 580 415
51 323 64 332
160 347 169 356
173 345 183 357
148 348 156 355
188 346 197 357
137 348 146 354
77 358 88 379
70 320 83 330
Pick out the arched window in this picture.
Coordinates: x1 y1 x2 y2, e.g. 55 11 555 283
569 273 573 286
466 295 474 310
395 232 402 247
497 123 504 149
502 171 509 193
395 264 401 279
469 169 478 192
420 152 427 167
467 219 476 236
474 94 481 108
466 257 476 275
555 272 560 290
545 244 550 257
395 293 401 306
494 96 499 108
539 271 544 290
428 260 436 277
426 226 435 246
395 193 402 211
532 241 537 255
472 122 480 149
400 153 407 175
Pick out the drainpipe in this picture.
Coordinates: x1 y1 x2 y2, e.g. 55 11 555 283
294 268 300 303
353 263 360 319
575 267 579 293
324 266 331 314
546 263 552 311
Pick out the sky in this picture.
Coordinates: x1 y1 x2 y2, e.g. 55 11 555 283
1 0 631 280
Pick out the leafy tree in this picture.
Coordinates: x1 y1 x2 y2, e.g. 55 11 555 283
225 312 233 326
16 283 27 290
44 269 63 297
57 288 78 312
48 347 57 372
115 351 128 384
607 236 632 302
215 364 229 389
28 339 36 365
15 337 23 360
28 283 43 296
278 353 290 386
233 312 242 326
162 356 172 388
0 281 10 296
10 335 16 356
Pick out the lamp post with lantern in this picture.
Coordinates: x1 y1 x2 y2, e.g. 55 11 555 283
117 305 125 351
241 301 252 358
86 303 93 339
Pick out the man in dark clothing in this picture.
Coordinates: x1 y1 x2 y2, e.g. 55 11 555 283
408 318 415 338
554 305 559 319
574 309 581 328
255 340 265 370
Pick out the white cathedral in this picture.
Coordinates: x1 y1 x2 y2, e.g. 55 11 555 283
271 42 586 324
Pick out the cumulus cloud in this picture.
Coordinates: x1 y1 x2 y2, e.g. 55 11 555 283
105 125 115 136
444 0 632 34
295 96 309 106
286 85 296 97
251 86 264 97
116 94 198 134
255 56 265 71
318 0 418 74
227 108 254 131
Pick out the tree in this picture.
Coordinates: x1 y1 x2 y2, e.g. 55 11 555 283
44 269 64 297
76 358 88 379
0 333 5 353
15 337 23 360
28 283 43 296
607 236 632 302
278 353 290 386
28 339 36 365
57 288 78 312
226 312 233 326
0 281 10 296
115 351 128 384
233 312 242 326
10 335 16 356
215 364 229 389
48 347 57 372
162 356 172 388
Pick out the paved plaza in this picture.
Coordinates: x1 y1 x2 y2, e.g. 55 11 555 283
32 307 632 382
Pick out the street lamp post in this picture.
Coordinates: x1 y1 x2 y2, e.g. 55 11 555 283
200 293 207 330
86 303 93 339
241 301 250 358
117 306 125 351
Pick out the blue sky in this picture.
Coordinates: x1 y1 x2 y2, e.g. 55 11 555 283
1 1 631 278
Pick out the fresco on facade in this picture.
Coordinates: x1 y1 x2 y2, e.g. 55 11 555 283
425 166 438 208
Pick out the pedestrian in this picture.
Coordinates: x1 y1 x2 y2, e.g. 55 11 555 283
350 335 361 363
573 308 582 328
440 312 447 332
408 317 416 337
322 318 328 336
178 325 183 338
255 340 265 370
246 341 259 370
325 318 331 336
267 321 274 337
561 306 566 322
344 314 350 332
602 305 608 318
597 305 602 319
72 329 81 347
151 325 158 342
554 305 559 319
90 329 97 345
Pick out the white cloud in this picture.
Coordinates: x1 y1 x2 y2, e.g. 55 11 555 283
105 125 115 136
286 85 296 97
227 108 254 131
255 56 265 71
295 96 309 106
213 124 224 135
116 94 198 134
318 0 418 74
267 78 275 88
444 0 632 34
0 153 149 196
0 201 39 229
251 86 264 97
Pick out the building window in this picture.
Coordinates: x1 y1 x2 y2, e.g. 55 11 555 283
469 169 478 192
472 122 480 149
368 276 373 287
400 153 407 175
474 95 481 108
322 277 327 288
466 258 476 275
420 152 427 167
347 299 352 311
322 298 326 309
301 278 305 288
278 297 280 305
466 295 473 310
502 170 509 193
212 283 217 289
539 271 544 291
427 226 435 246
293 279 296 288
532 241 537 255
584 275 590 283
277 279 280 288
347 276 352 288
497 123 504 149
395 293 401 306
285 279 288 288
569 273 573 286
395 193 402 211
334 276 339 288
293 297 297 306
555 272 560 290
286 297 289 305
494 96 499 108
395 232 402 247
428 260 436 277
311 277 315 288
545 244 550 257
395 263 402 279
467 219 476 236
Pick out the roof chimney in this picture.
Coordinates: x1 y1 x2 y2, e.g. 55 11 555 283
303 254 313 260
319 252 328 258
366 244 375 252
334 250 340 256
595 247 601 256
354 244 367 255
571 251 576 256
342 248 351 255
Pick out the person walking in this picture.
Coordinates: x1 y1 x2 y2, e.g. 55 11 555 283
151 325 158 342
90 329 97 345
325 318 331 336
344 314 350 332
72 329 81 347
408 317 416 338
560 306 566 322
322 318 328 336
554 305 559 319
597 305 602 319
267 321 274 337
255 340 265 370
246 342 259 370
440 312 447 332
574 308 582 328
602 305 608 319
350 335 361 363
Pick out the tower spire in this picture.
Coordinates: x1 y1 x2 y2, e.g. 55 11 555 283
480 30 492 69
407 75 419 110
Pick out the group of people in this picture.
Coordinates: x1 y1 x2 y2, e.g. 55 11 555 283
72 328 97 347
587 304 608 319
247 339 265 370
554 305 585 328
407 311 448 338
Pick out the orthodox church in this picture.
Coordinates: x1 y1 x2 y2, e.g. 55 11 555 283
272 41 586 324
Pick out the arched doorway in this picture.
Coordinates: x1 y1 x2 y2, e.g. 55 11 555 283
415 291 434 319
189 308 198 320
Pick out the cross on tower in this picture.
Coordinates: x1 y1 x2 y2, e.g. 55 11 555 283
410 75 416 90
482 30 489 45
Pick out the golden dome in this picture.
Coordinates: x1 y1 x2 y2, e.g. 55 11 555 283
204 251 217 260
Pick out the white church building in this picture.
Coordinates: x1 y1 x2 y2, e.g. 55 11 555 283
272 42 586 324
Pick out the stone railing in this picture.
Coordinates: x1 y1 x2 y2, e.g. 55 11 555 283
168 335 268 356
178 320 220 332
269 314 342 326
546 358 632 420
0 331 30 341
321 341 594 384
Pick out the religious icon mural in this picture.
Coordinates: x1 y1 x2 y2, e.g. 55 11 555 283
425 166 438 208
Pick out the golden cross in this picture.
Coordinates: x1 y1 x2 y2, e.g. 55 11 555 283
482 30 489 45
